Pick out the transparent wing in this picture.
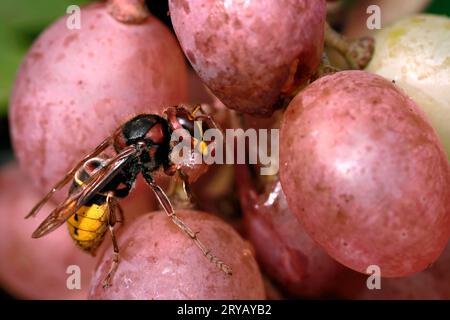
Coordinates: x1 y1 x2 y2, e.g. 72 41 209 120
25 136 114 219
75 145 139 207
31 145 139 238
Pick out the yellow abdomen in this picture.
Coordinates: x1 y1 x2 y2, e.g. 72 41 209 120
67 203 109 254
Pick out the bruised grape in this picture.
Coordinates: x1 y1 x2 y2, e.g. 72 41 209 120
88 210 265 299
280 70 450 277
169 0 326 116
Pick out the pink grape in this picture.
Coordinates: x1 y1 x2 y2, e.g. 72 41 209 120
169 0 326 116
9 2 187 200
88 210 265 299
280 70 450 277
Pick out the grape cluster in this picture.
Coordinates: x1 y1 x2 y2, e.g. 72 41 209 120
2 0 449 299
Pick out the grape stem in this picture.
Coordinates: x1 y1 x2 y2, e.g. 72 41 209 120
107 0 150 24
324 22 375 69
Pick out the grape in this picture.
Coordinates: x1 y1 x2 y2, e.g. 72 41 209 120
280 70 450 277
366 14 450 159
236 165 346 298
0 164 95 299
88 210 265 299
9 2 188 199
169 0 326 116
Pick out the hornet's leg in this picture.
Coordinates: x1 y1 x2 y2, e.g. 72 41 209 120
142 170 232 275
102 192 121 289
112 164 139 226
115 203 125 224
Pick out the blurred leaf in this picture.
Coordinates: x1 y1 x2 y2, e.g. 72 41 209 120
0 0 90 116
0 25 26 116
426 0 450 16
0 0 90 32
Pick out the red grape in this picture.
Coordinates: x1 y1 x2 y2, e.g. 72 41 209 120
88 210 265 299
280 70 450 277
169 0 326 116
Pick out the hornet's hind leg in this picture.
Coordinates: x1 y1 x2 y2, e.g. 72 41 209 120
102 192 121 289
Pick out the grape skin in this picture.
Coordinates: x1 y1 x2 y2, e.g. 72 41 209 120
88 210 265 299
169 0 326 116
280 70 450 277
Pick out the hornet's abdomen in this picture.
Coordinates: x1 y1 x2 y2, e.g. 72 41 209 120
67 202 109 254
66 157 110 254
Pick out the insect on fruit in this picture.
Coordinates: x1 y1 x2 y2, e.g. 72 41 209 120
25 105 232 288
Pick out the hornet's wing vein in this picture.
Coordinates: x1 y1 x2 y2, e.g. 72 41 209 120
31 144 139 238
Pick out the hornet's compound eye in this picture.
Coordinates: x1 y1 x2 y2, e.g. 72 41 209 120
178 114 214 156
165 106 216 156
177 109 214 136
176 111 196 137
